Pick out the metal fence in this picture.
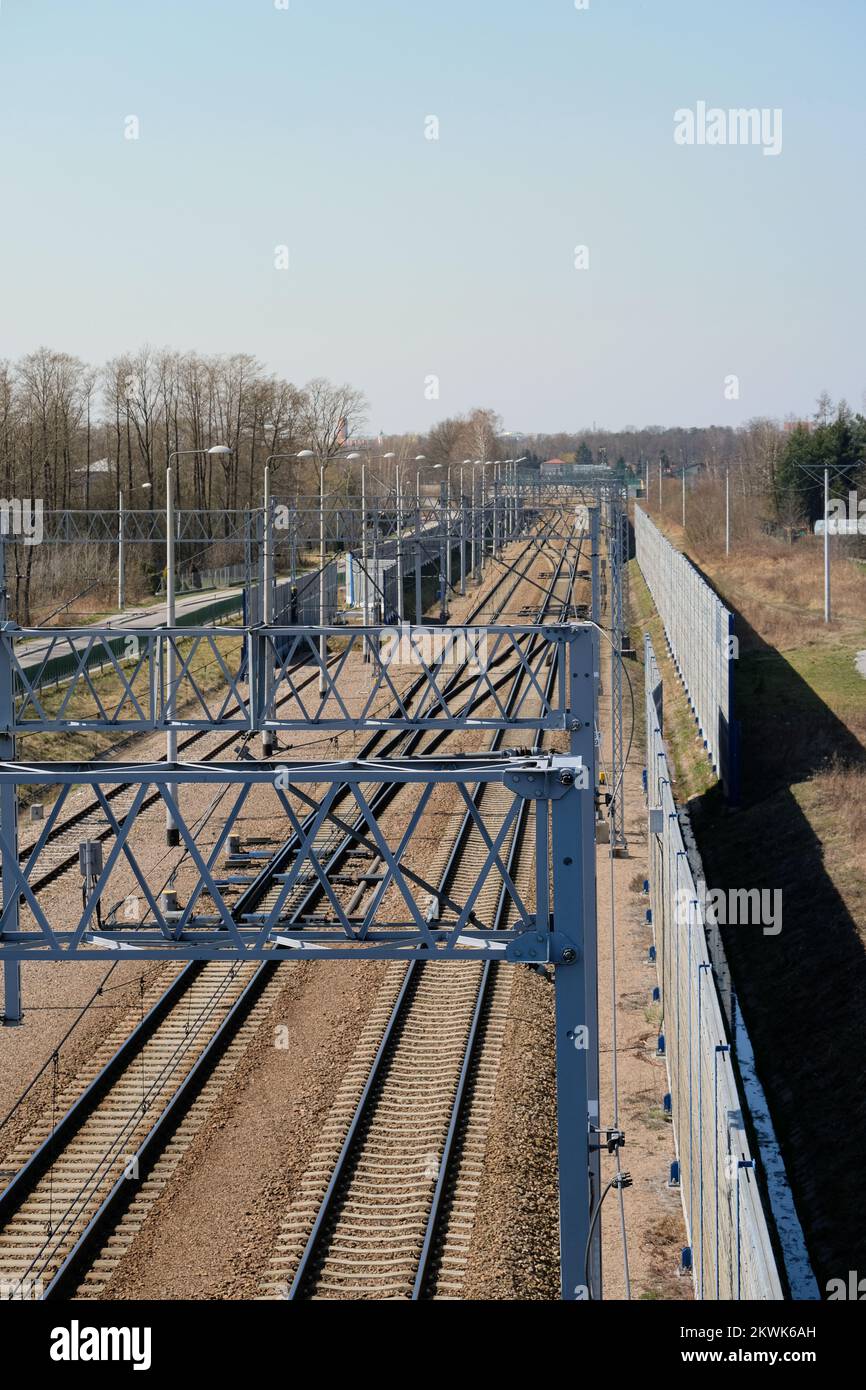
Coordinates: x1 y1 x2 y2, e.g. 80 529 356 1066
644 634 782 1300
246 565 339 627
634 506 738 800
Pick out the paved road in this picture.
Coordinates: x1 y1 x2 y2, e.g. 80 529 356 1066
12 584 246 670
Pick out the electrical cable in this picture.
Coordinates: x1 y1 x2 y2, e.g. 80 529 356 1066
584 1171 633 1298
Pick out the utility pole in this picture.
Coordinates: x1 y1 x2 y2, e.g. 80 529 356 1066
681 468 686 530
796 460 858 625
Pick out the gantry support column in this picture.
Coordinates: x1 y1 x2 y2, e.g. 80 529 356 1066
0 548 21 1023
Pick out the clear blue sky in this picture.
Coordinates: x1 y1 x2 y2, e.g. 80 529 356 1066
1 0 863 433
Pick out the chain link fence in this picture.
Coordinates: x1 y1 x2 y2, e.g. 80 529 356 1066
635 506 739 800
644 633 782 1299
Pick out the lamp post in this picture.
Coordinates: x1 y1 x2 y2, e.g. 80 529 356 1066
118 491 125 611
376 452 396 622
459 460 470 596
390 452 412 623
502 460 513 542
514 456 527 535
470 460 483 581
340 451 363 620
350 453 374 651
165 445 232 845
412 454 427 623
442 461 453 613
261 452 301 754
480 461 491 573
295 449 330 695
418 462 445 619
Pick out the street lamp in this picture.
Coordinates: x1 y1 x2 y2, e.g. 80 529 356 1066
435 460 453 613
475 460 492 576
492 460 503 558
411 455 427 623
295 448 331 695
460 460 472 595
261 452 302 754
164 444 232 845
413 454 428 501
513 457 527 535
341 452 362 617
469 460 483 581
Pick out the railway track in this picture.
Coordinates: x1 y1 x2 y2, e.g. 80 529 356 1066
263 532 585 1300
13 654 343 895
12 502 574 897
0 517 578 1300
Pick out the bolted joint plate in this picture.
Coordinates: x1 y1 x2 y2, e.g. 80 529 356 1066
505 930 581 965
503 755 586 801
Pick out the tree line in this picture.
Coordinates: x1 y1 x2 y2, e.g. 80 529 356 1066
0 347 368 514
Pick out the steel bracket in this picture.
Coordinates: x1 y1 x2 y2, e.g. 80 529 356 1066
506 929 583 965
503 756 586 801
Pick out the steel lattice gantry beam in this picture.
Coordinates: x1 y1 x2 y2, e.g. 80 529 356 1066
0 748 599 1299
36 508 253 544
2 622 597 734
24 495 611 547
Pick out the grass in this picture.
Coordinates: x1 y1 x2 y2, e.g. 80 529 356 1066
635 504 866 1286
628 560 719 803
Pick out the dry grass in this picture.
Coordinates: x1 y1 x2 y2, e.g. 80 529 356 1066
808 760 866 851
643 497 866 651
628 560 718 804
634 496 866 1288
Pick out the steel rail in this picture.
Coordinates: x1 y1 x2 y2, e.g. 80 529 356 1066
19 505 564 896
1 517 562 1299
412 540 578 1297
286 526 582 1299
